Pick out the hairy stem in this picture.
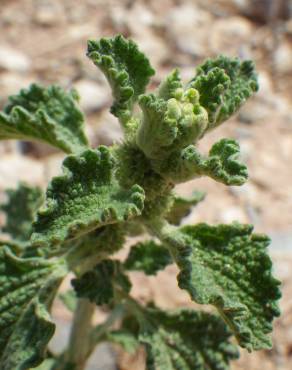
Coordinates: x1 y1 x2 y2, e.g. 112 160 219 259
60 299 96 370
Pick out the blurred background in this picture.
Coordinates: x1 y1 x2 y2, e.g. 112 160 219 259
0 0 291 369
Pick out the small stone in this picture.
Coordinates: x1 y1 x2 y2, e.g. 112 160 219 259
219 206 248 223
93 112 123 146
210 16 253 55
0 154 44 190
0 73 33 105
165 4 212 56
274 41 292 74
0 47 31 72
74 80 110 113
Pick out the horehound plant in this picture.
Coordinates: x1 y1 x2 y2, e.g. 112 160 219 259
0 35 281 370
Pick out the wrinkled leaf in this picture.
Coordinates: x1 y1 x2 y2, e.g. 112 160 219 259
189 56 258 129
0 246 67 369
137 92 208 160
72 259 131 306
87 35 154 122
139 308 238 370
160 139 247 185
31 146 145 249
158 69 183 100
124 240 172 275
165 223 281 350
0 84 88 153
1 183 44 243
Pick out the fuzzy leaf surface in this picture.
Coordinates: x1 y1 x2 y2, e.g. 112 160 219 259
0 246 67 369
160 139 247 185
124 240 172 275
0 84 88 153
165 223 281 350
139 308 238 370
137 92 208 160
87 35 154 120
72 259 131 305
190 56 258 129
1 183 44 243
31 147 145 249
166 191 205 225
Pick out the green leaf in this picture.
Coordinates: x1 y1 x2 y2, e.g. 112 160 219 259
34 358 56 370
31 146 145 249
159 139 247 185
0 84 88 153
158 69 183 100
72 259 131 305
59 290 77 312
137 91 208 160
87 35 155 122
0 246 67 369
124 240 172 275
1 183 44 243
139 308 238 370
166 191 205 225
190 56 258 130
107 330 139 354
165 223 281 350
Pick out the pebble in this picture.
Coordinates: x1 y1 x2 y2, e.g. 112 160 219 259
0 46 31 72
165 4 211 57
210 16 253 55
0 154 44 189
274 41 292 74
74 80 110 113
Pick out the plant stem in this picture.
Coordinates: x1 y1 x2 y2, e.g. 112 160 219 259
60 299 96 370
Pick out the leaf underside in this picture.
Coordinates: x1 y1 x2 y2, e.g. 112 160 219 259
168 223 281 350
0 84 88 153
72 259 131 305
0 246 67 369
1 183 44 243
31 146 145 250
124 240 172 275
140 308 239 370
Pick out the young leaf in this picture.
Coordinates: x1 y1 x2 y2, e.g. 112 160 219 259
164 223 281 350
124 240 172 275
158 69 183 100
158 139 248 185
189 56 258 130
166 191 205 225
137 92 208 160
0 246 67 369
0 84 88 153
31 147 145 249
87 35 155 123
72 259 131 305
1 183 44 243
139 308 238 370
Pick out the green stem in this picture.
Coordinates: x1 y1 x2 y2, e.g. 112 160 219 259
59 299 96 370
89 304 125 350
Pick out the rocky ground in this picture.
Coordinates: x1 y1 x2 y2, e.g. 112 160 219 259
0 0 291 369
